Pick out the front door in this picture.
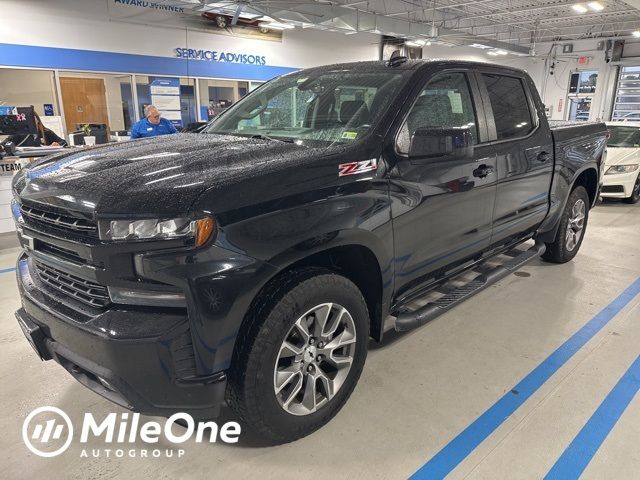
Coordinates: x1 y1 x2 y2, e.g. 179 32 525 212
388 70 497 297
60 77 110 132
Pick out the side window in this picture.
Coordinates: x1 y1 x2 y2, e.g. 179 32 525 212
481 74 534 140
397 72 478 154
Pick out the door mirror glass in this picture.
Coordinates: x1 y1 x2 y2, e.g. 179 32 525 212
409 126 474 161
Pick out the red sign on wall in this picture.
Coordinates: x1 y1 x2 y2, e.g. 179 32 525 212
558 98 564 113
577 56 589 65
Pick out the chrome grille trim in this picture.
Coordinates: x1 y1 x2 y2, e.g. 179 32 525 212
35 262 110 308
20 203 98 237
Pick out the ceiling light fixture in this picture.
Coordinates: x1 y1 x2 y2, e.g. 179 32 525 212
572 4 588 13
587 1 604 11
633 30 640 37
406 40 426 47
470 43 492 49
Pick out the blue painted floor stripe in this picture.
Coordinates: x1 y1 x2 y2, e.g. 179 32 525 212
410 276 640 480
0 267 16 274
545 355 640 480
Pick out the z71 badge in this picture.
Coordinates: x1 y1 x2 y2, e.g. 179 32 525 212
338 158 378 177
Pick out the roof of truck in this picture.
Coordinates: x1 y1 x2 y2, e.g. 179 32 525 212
290 59 529 76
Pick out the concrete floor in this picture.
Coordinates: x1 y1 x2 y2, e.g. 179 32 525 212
1 199 639 479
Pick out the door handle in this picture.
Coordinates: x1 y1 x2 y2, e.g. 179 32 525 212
537 151 551 163
473 164 494 178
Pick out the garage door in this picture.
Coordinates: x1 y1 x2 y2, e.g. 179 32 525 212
612 65 640 121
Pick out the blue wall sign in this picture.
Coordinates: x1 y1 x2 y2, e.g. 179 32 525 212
0 43 296 82
43 104 54 116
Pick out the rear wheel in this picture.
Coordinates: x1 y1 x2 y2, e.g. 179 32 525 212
226 268 369 443
623 174 640 204
542 186 590 263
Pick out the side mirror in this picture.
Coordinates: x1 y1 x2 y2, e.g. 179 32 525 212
408 127 474 161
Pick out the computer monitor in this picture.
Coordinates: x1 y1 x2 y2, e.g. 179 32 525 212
0 106 38 136
75 123 109 144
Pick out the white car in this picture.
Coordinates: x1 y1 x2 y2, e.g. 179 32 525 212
602 122 640 203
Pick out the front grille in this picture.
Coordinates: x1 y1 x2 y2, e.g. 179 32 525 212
35 262 110 308
20 203 98 238
602 185 624 193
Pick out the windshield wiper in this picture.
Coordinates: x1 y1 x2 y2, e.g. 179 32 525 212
250 134 295 143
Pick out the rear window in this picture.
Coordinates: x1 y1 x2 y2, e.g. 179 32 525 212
482 74 534 140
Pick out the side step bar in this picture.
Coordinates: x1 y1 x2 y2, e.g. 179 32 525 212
394 242 546 332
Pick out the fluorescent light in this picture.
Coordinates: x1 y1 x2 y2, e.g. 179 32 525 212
426 41 432 46
259 21 294 30
633 30 640 37
487 51 499 56
344 30 358 35
406 40 426 47
470 43 492 49
572 4 588 13
588 1 604 11
488 49 508 56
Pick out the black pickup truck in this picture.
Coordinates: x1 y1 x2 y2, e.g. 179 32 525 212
12 59 607 443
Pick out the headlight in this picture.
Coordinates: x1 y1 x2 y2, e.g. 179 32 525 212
605 164 640 175
100 216 215 246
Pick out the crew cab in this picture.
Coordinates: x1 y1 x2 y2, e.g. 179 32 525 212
12 59 607 443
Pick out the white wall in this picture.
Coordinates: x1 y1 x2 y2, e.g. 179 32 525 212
0 0 379 70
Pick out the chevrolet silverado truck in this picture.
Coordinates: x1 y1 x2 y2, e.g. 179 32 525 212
13 58 607 443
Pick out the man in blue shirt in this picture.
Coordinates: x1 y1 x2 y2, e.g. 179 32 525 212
130 105 178 139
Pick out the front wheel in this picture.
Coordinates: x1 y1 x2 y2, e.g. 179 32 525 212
623 174 640 204
226 268 369 443
542 186 590 263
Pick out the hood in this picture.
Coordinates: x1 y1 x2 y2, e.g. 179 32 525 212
605 147 640 167
13 133 312 217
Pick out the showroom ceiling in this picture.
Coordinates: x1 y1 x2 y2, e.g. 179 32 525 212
128 1 640 54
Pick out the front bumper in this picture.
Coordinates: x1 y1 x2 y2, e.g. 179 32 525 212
601 170 639 198
15 253 227 419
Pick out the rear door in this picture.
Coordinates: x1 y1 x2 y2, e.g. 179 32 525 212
476 71 554 245
388 69 497 295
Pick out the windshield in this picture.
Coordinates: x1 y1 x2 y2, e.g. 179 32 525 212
203 70 405 147
607 125 640 147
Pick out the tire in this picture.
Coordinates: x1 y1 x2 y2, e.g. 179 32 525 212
542 186 590 264
215 15 228 28
226 267 369 443
623 174 640 204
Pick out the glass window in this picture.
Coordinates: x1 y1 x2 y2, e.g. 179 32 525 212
397 72 478 154
197 79 250 120
578 70 598 94
135 76 196 131
0 68 61 141
482 74 533 140
205 71 405 148
59 72 134 133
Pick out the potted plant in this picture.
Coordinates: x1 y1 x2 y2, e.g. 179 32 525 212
81 124 96 146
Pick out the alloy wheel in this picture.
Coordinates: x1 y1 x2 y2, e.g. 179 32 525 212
273 303 357 416
565 198 586 251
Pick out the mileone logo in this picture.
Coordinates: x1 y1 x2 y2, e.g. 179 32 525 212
23 406 241 458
